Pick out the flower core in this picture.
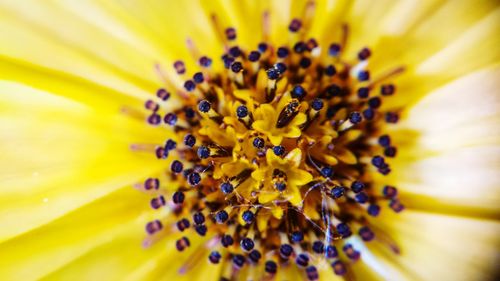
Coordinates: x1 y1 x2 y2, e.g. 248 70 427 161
136 13 405 280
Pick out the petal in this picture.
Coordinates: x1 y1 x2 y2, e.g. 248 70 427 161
0 81 165 242
0 186 153 280
374 210 500 281
284 148 303 167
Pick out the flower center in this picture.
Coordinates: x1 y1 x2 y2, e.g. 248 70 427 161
133 11 406 281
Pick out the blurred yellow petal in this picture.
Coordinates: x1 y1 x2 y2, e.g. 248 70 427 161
0 187 153 280
0 81 164 242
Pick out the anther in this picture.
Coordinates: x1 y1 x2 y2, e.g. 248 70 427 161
225 27 237 40
381 84 395 96
357 87 369 98
323 84 342 99
357 70 370 82
188 172 201 186
236 105 248 118
371 156 385 168
293 42 307 53
385 112 399 123
163 113 178 126
277 47 289 58
176 218 190 231
332 260 347 275
144 178 160 190
172 191 185 204
184 80 196 92
265 260 277 274
331 186 345 199
165 139 177 151
233 254 246 268
155 146 167 159
295 253 309 267
384 146 397 157
289 18 302 32
355 192 369 203
240 237 255 251
248 51 261 62
275 62 287 74
349 112 362 124
336 223 351 237
321 166 334 178
184 134 196 147
312 241 325 254
368 97 381 109
291 85 307 100
390 199 405 213
156 88 170 101
357 47 371 60
325 245 338 258
176 237 190 251
291 231 304 243
220 182 234 194
280 244 294 259
198 100 211 113
359 226 375 241
145 220 162 235
242 210 255 224
351 181 365 193
266 68 280 80
229 46 241 57
253 137 265 149
145 100 159 111
343 244 360 260
328 43 341 56
171 160 183 173
193 212 205 225
199 56 212 67
324 65 336 76
195 224 207 236
249 250 262 263
367 204 381 216
193 72 204 84
258 42 268 53
383 185 398 197
209 251 222 264
273 146 285 156
363 108 375 120
151 196 166 209
299 57 312 69
311 98 324 111
221 234 234 247
231 61 243 73
147 113 162 125
306 266 319 281
215 210 229 224
378 135 391 147
174 60 186 74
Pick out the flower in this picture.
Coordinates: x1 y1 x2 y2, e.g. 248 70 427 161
0 1 499 281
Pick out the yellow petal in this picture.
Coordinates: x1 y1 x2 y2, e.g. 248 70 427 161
284 148 303 167
0 81 164 242
0 186 153 280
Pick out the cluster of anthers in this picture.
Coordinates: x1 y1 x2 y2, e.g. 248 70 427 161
133 11 405 281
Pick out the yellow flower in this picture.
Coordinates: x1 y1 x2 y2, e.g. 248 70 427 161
252 148 312 206
0 1 499 281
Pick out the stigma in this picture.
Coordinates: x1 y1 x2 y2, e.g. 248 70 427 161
131 7 406 281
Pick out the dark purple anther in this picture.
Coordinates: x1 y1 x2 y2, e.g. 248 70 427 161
144 178 159 190
150 196 166 209
145 220 162 235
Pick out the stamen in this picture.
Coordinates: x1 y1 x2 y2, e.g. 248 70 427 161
133 18 406 280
